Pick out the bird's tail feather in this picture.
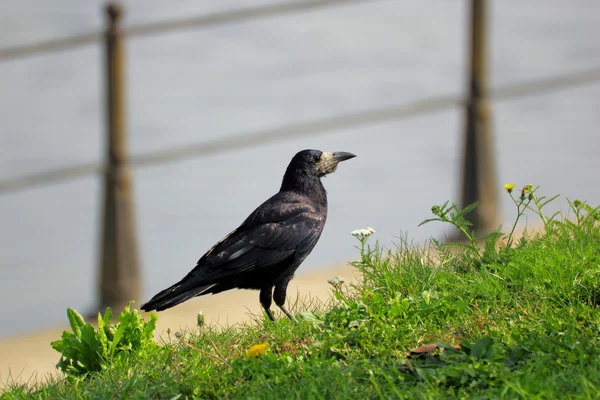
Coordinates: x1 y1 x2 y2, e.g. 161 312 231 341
141 282 214 312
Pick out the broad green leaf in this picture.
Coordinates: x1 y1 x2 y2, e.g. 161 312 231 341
103 307 113 326
470 336 493 360
434 340 457 351
298 311 324 326
50 339 64 352
79 325 102 370
67 308 86 338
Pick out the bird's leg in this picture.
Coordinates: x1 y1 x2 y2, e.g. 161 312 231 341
278 304 298 323
264 307 276 322
274 282 298 323
259 287 276 322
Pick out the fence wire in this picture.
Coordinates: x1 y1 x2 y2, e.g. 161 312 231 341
1 2 599 195
1 66 599 195
0 0 369 61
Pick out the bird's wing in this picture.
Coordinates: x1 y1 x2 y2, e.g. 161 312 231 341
183 200 324 284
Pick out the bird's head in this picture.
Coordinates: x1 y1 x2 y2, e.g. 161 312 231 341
287 149 356 178
280 149 356 198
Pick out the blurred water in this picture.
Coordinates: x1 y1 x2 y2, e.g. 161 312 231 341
0 0 599 339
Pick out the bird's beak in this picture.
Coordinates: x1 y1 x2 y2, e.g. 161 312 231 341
316 151 356 177
331 152 357 163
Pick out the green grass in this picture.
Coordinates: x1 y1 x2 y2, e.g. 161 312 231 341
3 189 600 399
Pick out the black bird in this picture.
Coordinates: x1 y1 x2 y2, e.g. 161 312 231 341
140 149 356 322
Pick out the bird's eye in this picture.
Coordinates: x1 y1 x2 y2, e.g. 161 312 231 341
314 154 321 162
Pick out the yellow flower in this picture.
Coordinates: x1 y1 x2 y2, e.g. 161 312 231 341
246 343 269 359
504 183 515 193
498 241 504 250
524 184 533 191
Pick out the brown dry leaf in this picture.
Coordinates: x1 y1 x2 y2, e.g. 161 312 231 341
407 343 461 359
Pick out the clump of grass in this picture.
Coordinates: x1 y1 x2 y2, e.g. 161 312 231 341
3 186 599 399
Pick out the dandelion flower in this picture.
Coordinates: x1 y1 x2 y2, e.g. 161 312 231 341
246 343 269 359
504 184 515 193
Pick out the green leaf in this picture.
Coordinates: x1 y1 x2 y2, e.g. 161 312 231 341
457 202 479 219
96 312 104 331
96 316 109 357
540 194 560 208
50 339 64 352
443 242 477 252
142 314 158 344
418 217 443 227
434 340 457 351
470 336 493 360
66 308 86 338
79 325 101 361
298 311 324 326
110 322 127 358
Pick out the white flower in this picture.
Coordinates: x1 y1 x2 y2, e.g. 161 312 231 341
351 227 375 240
327 276 345 288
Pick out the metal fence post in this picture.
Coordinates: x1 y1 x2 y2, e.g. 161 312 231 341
459 0 498 234
99 2 141 311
